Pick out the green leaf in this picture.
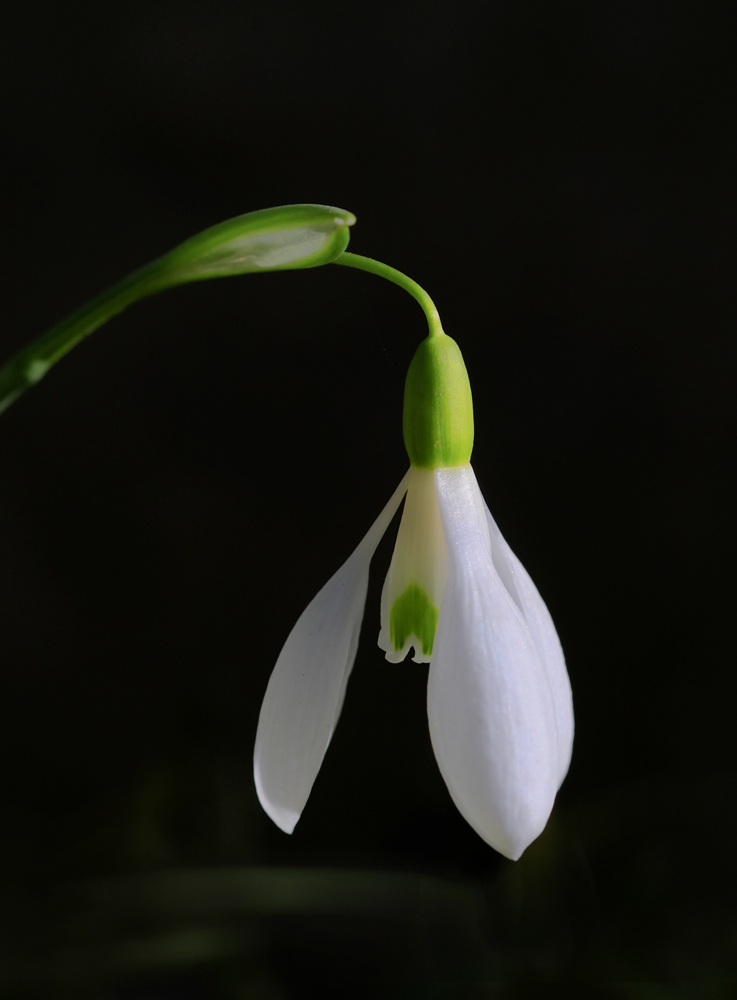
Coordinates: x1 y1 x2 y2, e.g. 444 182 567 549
0 204 355 415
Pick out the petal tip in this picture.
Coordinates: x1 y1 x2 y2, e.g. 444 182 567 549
466 804 550 861
273 810 300 835
254 759 302 834
496 825 542 862
255 777 301 835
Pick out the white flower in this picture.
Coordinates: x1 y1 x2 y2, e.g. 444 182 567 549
253 331 573 859
254 461 573 860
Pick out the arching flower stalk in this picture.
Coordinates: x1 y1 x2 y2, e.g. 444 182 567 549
254 255 573 860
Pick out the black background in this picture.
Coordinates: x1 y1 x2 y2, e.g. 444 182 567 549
0 2 735 996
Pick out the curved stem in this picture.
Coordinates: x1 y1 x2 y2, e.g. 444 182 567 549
333 253 443 338
0 260 171 415
0 203 355 416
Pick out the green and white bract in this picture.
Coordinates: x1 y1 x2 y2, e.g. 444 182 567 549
254 331 573 860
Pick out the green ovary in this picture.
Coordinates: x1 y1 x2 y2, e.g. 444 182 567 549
402 333 474 469
389 582 440 657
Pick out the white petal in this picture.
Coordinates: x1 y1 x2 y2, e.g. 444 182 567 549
483 502 574 785
254 471 410 834
428 466 559 860
378 467 449 663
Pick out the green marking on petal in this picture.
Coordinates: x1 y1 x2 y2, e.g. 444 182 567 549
389 582 440 657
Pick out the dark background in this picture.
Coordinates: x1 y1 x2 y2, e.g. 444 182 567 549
0 2 735 996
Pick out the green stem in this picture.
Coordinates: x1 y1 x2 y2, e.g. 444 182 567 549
0 203 355 416
333 253 443 338
0 259 172 415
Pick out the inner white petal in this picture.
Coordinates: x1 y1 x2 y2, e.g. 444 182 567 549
378 466 449 663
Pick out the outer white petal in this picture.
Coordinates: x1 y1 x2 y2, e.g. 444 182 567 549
428 466 559 860
254 471 410 834
482 502 574 785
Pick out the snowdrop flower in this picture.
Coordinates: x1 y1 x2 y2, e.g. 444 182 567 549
254 325 573 860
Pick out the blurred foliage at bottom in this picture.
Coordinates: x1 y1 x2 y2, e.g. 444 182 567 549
1 759 735 998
